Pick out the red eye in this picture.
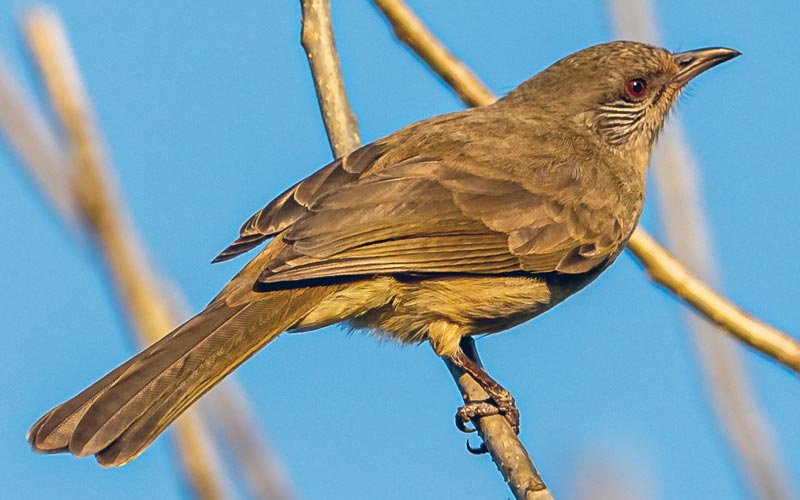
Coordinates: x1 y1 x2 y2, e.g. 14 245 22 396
625 78 647 98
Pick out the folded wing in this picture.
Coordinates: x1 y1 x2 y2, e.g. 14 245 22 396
251 156 624 284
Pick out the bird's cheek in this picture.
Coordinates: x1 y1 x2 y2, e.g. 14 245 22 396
571 111 597 132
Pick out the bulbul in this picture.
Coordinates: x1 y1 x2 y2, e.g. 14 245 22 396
28 41 739 466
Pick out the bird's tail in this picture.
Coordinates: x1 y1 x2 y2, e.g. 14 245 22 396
27 286 329 466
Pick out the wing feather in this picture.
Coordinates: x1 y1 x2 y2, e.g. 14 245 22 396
214 129 629 281
212 143 388 262
255 158 626 282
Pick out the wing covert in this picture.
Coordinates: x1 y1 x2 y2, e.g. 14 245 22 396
212 143 388 262
257 158 627 283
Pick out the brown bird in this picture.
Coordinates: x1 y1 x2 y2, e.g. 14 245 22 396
28 41 739 466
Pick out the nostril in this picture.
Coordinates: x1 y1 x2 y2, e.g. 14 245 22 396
675 55 695 67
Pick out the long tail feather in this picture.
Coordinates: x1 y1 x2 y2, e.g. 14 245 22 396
28 286 329 466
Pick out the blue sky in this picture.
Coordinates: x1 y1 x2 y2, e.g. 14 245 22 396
1 1 798 499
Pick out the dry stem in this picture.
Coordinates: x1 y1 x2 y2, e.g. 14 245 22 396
299 1 552 498
372 0 494 107
300 0 361 154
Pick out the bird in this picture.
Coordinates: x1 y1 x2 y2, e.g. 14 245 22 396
28 40 739 466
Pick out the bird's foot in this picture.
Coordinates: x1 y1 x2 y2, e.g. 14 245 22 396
447 339 520 455
455 389 520 435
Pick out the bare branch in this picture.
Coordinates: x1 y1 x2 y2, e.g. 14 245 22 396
372 0 494 107
300 0 361 156
299 1 551 498
370 0 800 378
448 339 554 500
627 135 798 500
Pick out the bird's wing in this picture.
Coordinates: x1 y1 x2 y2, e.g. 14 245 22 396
213 143 390 263
253 155 626 284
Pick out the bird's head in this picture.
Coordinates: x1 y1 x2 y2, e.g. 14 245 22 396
503 41 740 163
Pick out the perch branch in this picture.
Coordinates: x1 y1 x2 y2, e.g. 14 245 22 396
448 339 554 500
298 1 551 499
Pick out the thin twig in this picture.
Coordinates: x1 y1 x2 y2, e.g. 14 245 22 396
16 7 295 500
608 2 796 498
372 0 494 107
299 1 552 498
370 0 800 377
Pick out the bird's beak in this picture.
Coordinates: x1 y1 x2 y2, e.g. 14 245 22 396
671 47 741 86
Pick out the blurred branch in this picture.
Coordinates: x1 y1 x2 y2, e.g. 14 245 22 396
22 8 227 499
370 0 800 377
0 55 76 228
201 383 294 500
609 2 797 499
574 451 653 500
298 1 551 499
24 6 177 345
10 7 295 500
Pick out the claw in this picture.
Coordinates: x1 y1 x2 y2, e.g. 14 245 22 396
455 412 477 433
503 404 521 435
454 399 520 436
446 341 522 456
466 439 488 455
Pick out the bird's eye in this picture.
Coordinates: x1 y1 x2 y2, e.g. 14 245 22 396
625 78 647 98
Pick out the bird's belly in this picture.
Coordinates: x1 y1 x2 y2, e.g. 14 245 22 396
332 275 556 345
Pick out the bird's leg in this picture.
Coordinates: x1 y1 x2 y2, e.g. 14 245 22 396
447 337 520 437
